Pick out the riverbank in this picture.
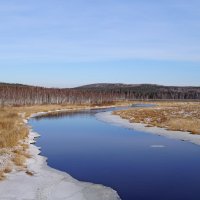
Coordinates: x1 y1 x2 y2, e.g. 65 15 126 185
0 103 128 200
113 102 200 134
96 110 200 146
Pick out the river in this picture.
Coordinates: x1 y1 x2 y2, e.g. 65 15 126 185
30 106 200 200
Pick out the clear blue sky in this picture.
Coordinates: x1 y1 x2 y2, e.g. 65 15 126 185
0 0 200 87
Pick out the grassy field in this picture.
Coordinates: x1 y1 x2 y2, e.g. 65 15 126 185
0 101 131 180
114 102 200 134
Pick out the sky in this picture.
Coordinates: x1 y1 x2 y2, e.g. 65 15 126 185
0 0 200 87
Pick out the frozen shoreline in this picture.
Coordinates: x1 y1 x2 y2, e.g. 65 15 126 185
0 108 121 200
96 111 200 146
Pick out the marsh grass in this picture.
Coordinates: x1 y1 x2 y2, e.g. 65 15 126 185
114 102 200 134
168 118 200 134
0 109 28 148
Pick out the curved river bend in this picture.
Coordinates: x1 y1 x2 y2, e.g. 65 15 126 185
30 107 200 200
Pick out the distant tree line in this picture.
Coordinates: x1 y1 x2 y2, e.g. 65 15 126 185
0 83 200 106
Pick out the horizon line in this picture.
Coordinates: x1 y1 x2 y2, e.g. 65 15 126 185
1 81 200 89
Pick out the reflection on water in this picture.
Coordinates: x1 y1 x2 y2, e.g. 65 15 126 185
34 111 91 120
34 106 129 120
30 108 200 200
132 103 156 108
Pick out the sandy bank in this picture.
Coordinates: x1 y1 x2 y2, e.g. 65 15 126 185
96 111 200 146
0 109 121 200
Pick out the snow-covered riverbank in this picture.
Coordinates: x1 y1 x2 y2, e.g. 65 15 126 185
96 111 200 146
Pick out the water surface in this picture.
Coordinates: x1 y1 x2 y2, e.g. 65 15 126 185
30 107 200 200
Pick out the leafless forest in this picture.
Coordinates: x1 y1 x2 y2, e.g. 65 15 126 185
0 83 200 106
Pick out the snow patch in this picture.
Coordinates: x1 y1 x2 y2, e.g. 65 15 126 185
150 145 166 148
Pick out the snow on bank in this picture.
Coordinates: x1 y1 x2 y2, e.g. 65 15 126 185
0 111 121 200
96 111 200 146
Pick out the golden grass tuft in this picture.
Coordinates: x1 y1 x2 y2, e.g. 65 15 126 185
167 118 200 134
4 165 12 173
12 154 26 166
0 171 5 181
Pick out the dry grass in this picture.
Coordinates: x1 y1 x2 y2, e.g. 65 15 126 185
4 165 12 173
12 154 26 167
0 109 28 148
114 102 200 134
0 171 5 181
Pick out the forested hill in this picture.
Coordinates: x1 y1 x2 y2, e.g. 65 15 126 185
76 83 200 99
0 83 200 105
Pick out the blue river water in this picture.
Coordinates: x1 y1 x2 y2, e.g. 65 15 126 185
30 107 200 200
